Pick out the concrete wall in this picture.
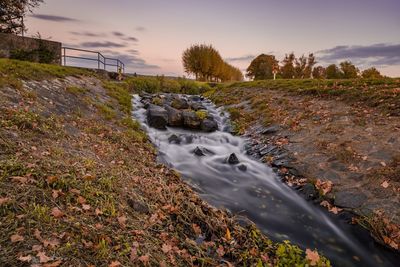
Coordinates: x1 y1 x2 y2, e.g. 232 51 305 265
0 33 61 64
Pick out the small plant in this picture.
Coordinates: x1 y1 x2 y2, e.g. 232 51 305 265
195 110 208 120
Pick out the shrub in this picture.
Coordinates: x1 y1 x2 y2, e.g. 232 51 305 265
127 77 160 93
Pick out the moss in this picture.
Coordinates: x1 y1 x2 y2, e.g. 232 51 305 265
152 97 163 106
195 110 208 120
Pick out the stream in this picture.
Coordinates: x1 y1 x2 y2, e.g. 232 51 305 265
132 94 399 267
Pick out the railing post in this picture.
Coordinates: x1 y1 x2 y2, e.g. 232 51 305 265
97 53 100 70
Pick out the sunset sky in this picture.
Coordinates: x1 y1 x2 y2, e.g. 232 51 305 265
25 0 400 77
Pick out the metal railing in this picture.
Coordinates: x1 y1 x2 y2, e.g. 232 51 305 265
61 47 125 73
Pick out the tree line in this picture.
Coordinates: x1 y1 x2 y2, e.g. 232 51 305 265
0 0 43 34
182 44 244 82
247 53 383 80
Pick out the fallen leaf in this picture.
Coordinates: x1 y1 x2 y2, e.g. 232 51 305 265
161 243 172 254
381 181 390 189
77 196 86 204
95 208 103 216
11 234 24 242
192 224 201 236
37 251 51 263
117 215 127 228
52 190 62 199
43 238 60 248
315 179 333 195
32 244 43 251
0 197 10 205
18 255 32 262
46 176 58 184
34 229 43 242
225 228 231 241
380 161 387 167
43 260 62 267
108 261 121 267
83 174 95 181
11 176 28 183
138 255 150 265
216 245 225 257
51 207 64 218
306 249 320 266
82 204 91 211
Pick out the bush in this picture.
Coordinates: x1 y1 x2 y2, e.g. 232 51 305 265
127 77 161 93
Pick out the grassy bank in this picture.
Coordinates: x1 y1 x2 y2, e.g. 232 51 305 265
0 59 331 266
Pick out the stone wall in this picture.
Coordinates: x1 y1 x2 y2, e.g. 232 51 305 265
0 33 61 64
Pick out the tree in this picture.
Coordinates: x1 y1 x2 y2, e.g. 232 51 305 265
280 53 296 79
246 54 278 80
339 61 359 79
326 64 341 79
294 54 307 79
0 0 43 34
304 53 316 78
312 66 326 79
182 44 243 82
362 67 383 79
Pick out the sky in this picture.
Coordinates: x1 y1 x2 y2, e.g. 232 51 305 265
25 0 400 77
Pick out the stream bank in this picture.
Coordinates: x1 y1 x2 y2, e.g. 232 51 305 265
133 92 400 267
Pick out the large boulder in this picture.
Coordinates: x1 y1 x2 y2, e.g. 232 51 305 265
182 111 201 129
201 118 218 132
165 105 183 126
147 105 168 129
171 98 189 110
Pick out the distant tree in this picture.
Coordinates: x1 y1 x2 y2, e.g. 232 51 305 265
294 54 307 79
312 66 327 79
182 44 243 82
326 64 342 79
362 67 383 79
304 53 316 78
339 61 359 79
280 53 296 79
0 0 43 34
246 54 279 80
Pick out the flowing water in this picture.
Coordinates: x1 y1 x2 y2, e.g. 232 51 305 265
132 94 399 267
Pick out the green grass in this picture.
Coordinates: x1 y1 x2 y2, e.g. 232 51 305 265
103 81 132 115
0 59 92 85
66 86 88 95
96 103 117 120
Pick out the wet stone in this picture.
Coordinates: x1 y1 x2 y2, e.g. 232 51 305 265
260 125 280 135
238 164 247 172
193 146 206 156
168 134 181 144
127 199 150 214
227 153 240 165
299 183 318 200
334 190 368 209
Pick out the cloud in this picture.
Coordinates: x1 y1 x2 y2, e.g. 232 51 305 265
135 26 146 32
80 41 127 48
124 36 139 42
101 51 160 70
70 31 105 37
317 43 400 66
30 14 79 22
225 55 255 62
113 31 125 37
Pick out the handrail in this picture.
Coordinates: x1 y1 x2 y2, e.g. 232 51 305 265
61 47 125 73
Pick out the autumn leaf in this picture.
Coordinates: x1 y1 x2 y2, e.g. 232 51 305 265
161 243 172 254
138 254 150 265
52 190 62 199
11 234 24 242
51 207 64 218
18 255 32 262
95 208 103 216
315 179 333 195
225 228 231 241
108 261 121 267
37 251 51 263
117 215 127 228
305 249 320 266
43 260 62 267
216 245 225 257
32 244 43 251
82 204 91 211
192 224 201 236
381 180 389 189
43 238 60 248
11 176 28 183
0 197 10 205
77 196 86 204
46 176 58 184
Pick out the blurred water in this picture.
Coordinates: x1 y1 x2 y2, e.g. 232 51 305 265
132 94 399 267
